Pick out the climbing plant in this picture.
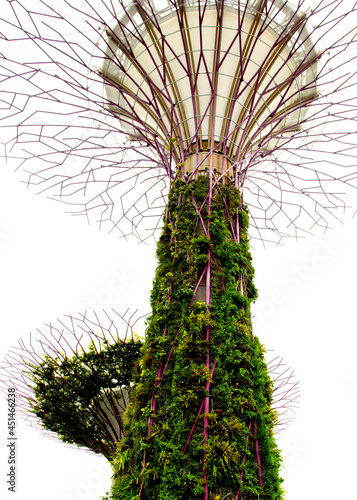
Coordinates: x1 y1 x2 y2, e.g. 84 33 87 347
109 176 285 499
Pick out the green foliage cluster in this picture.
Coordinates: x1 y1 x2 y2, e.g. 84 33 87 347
28 339 142 460
109 176 285 499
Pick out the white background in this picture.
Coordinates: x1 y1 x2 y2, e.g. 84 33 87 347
0 165 357 500
1 0 357 495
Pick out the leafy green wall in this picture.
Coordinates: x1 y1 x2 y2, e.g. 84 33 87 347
110 176 284 500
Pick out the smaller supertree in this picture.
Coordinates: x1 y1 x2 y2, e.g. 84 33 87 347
0 310 145 460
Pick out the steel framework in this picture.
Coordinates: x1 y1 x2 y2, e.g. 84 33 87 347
1 0 356 244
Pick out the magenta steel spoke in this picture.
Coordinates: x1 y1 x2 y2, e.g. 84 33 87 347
253 420 264 487
235 421 252 500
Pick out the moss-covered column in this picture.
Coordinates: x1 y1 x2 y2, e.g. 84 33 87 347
110 175 285 500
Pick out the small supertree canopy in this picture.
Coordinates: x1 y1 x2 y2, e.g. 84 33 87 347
28 338 143 460
0 310 147 460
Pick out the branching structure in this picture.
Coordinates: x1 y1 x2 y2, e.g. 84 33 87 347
1 0 357 499
1 0 357 244
1 310 145 460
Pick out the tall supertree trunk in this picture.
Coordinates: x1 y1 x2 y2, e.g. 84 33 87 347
111 174 284 500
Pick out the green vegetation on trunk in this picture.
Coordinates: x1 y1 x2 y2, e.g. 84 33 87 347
110 176 284 499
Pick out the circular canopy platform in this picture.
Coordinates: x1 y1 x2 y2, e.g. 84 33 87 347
100 0 319 171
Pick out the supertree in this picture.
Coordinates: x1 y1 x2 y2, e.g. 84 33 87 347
1 0 357 499
1 311 146 461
